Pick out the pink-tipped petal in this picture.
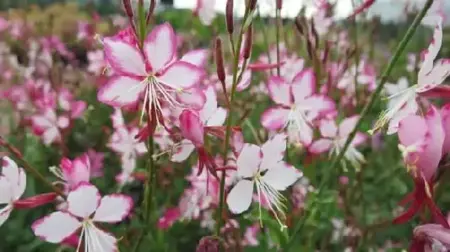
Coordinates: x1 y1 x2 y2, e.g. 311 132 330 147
180 49 209 68
261 107 290 130
0 205 12 227
103 37 146 77
267 76 291 106
32 212 81 243
144 23 177 72
339 115 360 138
236 70 252 91
67 183 101 218
158 62 204 90
226 180 254 214
98 76 145 107
176 87 206 110
441 104 450 154
309 139 333 154
291 69 316 103
93 194 133 223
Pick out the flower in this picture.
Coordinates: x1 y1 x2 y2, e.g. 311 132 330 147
195 0 217 26
98 23 205 126
309 116 367 171
261 69 335 145
370 18 450 134
50 154 91 191
226 134 302 228
412 224 450 251
32 183 133 252
0 157 26 226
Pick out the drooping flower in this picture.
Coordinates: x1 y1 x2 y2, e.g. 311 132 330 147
394 106 449 227
49 154 91 192
32 183 133 252
370 18 450 134
411 224 450 252
0 157 56 227
226 134 302 228
98 23 205 126
261 69 335 145
309 116 367 171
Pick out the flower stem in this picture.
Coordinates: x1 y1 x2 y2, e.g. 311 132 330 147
283 0 434 250
0 136 65 197
275 8 281 77
216 6 252 236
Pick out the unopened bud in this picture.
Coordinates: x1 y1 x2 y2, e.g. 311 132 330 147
14 193 58 209
196 236 220 252
294 17 304 36
248 0 257 11
226 0 234 34
215 38 226 84
243 25 253 59
122 0 134 19
146 0 157 25
276 0 282 10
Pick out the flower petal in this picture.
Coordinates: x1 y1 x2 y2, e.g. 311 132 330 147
0 205 12 227
67 183 101 218
0 177 13 204
291 69 315 103
93 194 133 223
441 104 450 154
85 225 117 252
206 107 227 126
171 139 195 162
261 107 290 130
309 139 333 154
200 86 218 122
338 115 360 138
98 76 144 107
1 157 19 185
32 212 81 243
419 21 443 79
262 163 302 191
236 144 262 178
267 76 291 106
260 133 287 171
144 23 177 72
176 87 206 110
180 49 209 68
319 119 337 138
158 62 204 90
227 180 254 214
103 37 146 77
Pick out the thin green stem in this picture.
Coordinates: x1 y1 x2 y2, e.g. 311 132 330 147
216 7 251 236
283 0 434 250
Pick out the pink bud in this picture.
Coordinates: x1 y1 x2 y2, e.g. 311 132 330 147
14 193 58 209
122 0 134 19
243 25 253 59
276 0 282 10
179 110 205 146
215 38 226 84
226 0 234 34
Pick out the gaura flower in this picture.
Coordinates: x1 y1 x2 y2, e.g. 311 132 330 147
98 23 205 125
261 69 335 145
226 134 302 229
370 18 450 134
32 183 133 252
309 116 367 171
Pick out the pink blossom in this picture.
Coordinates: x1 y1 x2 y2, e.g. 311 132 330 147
261 69 335 146
98 23 205 125
33 183 133 252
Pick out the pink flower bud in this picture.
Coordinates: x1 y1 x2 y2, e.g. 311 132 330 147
122 0 134 19
14 193 58 209
196 236 220 252
179 110 205 146
226 0 234 34
243 25 253 59
276 0 282 10
215 38 226 84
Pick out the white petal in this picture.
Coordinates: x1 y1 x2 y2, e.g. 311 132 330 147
98 76 145 107
13 168 26 200
67 183 101 218
206 107 227 126
85 224 117 252
2 157 19 185
180 49 209 68
93 194 133 223
158 62 204 90
0 177 13 204
260 134 287 171
32 212 81 243
226 180 254 214
236 144 262 178
171 140 195 162
103 38 146 76
262 163 302 191
200 86 218 122
144 23 176 72
0 205 12 227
